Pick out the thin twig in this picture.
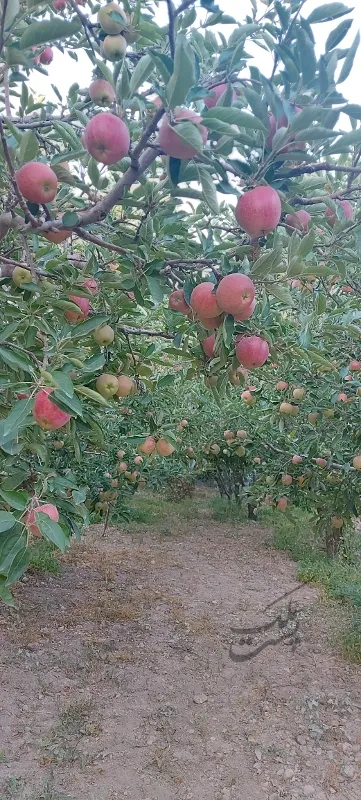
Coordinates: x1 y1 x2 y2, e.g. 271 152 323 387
175 0 197 16
283 161 361 178
74 227 127 255
118 326 174 339
3 66 11 117
166 0 176 59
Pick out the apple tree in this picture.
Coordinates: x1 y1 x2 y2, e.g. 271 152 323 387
1 0 361 600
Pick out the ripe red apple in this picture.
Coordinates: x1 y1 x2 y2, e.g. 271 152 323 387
134 455 143 465
337 392 348 403
281 474 292 486
12 266 32 287
117 449 125 458
25 503 59 537
89 78 116 105
236 335 269 369
96 373 119 398
138 436 156 456
116 375 136 397
315 458 327 468
276 381 288 390
118 461 128 472
224 429 235 440
233 298 256 322
190 282 220 319
168 289 190 315
308 412 318 424
33 388 71 430
235 186 281 238
215 273 255 317
277 497 288 511
83 278 98 295
285 209 311 233
93 325 114 346
156 438 175 457
237 429 247 439
292 455 303 465
102 34 127 61
158 107 207 159
349 359 361 371
97 2 127 34
202 333 216 359
17 393 30 400
15 162 58 204
83 112 130 165
53 0 66 9
197 313 224 329
64 296 90 323
39 47 53 65
326 200 353 226
204 83 236 108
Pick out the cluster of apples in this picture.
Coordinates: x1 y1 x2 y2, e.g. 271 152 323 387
202 427 249 459
169 267 270 371
97 2 138 61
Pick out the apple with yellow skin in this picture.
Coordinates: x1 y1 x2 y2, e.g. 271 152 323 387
12 266 32 287
292 387 305 401
353 456 361 470
97 2 127 34
96 373 119 398
102 34 127 61
93 325 115 346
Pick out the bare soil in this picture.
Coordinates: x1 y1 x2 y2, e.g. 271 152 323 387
0 497 360 800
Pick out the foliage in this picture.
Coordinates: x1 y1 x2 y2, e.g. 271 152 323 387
1 0 361 599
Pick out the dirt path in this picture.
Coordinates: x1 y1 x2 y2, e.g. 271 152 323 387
0 501 360 800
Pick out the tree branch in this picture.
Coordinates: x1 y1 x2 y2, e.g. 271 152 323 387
68 0 98 53
175 0 197 16
166 0 176 59
74 227 128 255
118 326 174 339
282 161 361 179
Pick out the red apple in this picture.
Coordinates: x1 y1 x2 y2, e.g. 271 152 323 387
89 78 116 105
53 0 66 9
215 273 255 317
233 299 256 322
158 107 207 159
15 162 58 204
25 503 59 537
202 333 216 359
168 289 190 315
82 278 98 295
285 209 311 233
235 186 281 238
190 282 220 319
83 112 130 165
326 200 353 226
64 296 90 323
204 83 237 108
33 388 71 430
236 335 270 369
39 47 53 65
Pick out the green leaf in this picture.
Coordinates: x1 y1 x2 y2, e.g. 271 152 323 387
307 3 352 23
0 512 17 534
0 320 22 343
3 397 34 437
0 346 34 374
20 18 82 49
338 31 360 83
51 149 87 165
18 130 39 163
342 104 361 121
147 275 166 305
4 117 22 143
129 54 154 96
62 211 79 227
4 0 20 28
71 314 110 340
166 34 196 108
288 106 323 133
172 120 204 154
268 285 294 305
242 87 269 127
51 371 74 398
149 49 174 82
37 514 70 552
0 578 14 606
325 18 353 50
326 128 361 154
296 28 317 86
6 547 30 585
88 158 100 188
75 386 112 406
197 165 219 214
0 489 29 511
20 17 82 50
52 121 81 150
202 106 266 131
